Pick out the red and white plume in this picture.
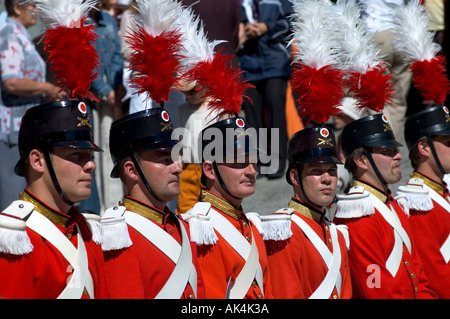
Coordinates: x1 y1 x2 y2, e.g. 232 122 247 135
333 0 394 113
32 0 99 101
126 0 185 105
178 6 252 120
290 0 346 125
392 0 449 105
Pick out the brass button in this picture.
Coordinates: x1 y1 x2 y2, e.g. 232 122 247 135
333 294 338 299
243 222 248 227
67 233 72 239
258 294 263 299
252 280 257 287
405 261 409 266
169 228 173 234
189 294 195 299
411 273 415 279
245 235 251 242
328 238 332 244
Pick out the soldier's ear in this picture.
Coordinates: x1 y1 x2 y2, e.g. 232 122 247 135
290 166 300 187
28 149 46 174
202 161 215 181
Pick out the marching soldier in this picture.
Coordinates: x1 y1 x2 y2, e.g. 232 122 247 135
262 127 352 299
334 113 436 298
0 100 109 298
0 0 112 299
396 105 450 298
182 116 273 299
100 108 206 299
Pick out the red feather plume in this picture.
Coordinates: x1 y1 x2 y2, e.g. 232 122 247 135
346 64 394 113
291 64 345 125
183 53 253 119
44 17 99 101
126 29 183 105
410 55 450 105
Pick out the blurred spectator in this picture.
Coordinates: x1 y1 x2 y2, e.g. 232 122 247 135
88 2 125 212
181 0 243 68
0 0 65 209
357 0 412 147
238 0 293 179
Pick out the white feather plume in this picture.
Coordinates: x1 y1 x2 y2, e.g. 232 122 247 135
133 0 185 37
29 0 97 27
392 0 440 62
290 0 341 69
333 0 382 73
177 6 223 71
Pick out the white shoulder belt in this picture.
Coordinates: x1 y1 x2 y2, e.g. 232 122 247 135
423 185 450 263
123 210 198 299
290 214 342 299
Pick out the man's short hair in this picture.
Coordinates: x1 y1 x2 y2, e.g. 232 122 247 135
408 136 428 170
344 147 365 175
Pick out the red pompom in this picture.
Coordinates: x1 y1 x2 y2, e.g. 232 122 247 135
44 17 99 101
346 65 394 113
183 52 253 119
291 64 345 125
126 29 183 104
411 56 450 105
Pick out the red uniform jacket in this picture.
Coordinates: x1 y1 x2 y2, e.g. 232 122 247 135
334 180 436 299
103 196 206 299
0 189 110 299
406 172 450 298
192 190 273 299
264 198 352 299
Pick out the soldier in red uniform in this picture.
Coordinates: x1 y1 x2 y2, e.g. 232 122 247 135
262 127 352 299
100 108 206 299
0 100 109 299
395 106 450 298
183 116 273 299
334 113 436 298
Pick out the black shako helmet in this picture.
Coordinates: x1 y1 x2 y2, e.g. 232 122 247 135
15 99 102 177
15 99 102 205
200 116 259 199
109 108 177 202
341 113 402 158
404 105 450 175
286 126 341 185
404 105 450 150
341 113 402 185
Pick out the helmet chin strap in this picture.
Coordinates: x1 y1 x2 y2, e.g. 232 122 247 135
426 136 447 176
43 150 76 206
212 161 243 201
129 152 164 203
363 148 387 186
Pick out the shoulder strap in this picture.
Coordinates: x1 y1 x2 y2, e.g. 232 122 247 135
335 186 375 219
260 208 293 241
396 178 434 214
182 202 218 245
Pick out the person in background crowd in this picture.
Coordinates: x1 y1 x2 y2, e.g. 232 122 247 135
0 0 65 210
88 2 125 212
238 0 294 179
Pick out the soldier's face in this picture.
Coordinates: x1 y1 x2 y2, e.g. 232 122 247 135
370 147 402 184
50 147 96 202
298 163 338 207
214 159 257 200
431 135 450 174
136 150 182 203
